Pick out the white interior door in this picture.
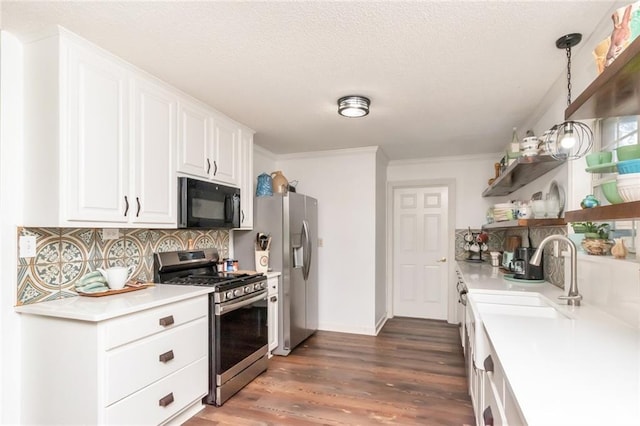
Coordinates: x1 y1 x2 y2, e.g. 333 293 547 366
393 186 449 319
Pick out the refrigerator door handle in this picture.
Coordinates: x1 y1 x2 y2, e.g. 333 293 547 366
302 220 311 280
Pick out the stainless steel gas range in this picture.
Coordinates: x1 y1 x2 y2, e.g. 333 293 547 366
154 248 268 406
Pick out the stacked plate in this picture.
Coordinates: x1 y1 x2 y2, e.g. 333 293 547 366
493 203 515 221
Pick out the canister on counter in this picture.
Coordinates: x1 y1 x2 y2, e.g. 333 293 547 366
226 259 234 272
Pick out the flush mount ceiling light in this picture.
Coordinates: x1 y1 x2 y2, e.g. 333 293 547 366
542 33 593 161
337 95 370 118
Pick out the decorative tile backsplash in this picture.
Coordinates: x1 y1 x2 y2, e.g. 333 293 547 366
455 227 566 288
16 227 229 306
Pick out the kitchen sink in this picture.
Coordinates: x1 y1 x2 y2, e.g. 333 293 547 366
469 292 551 307
475 302 572 319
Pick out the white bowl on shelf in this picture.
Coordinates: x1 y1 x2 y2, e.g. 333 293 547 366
616 182 640 202
616 173 640 202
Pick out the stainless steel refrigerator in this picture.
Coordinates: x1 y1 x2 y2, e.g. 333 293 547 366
235 192 318 355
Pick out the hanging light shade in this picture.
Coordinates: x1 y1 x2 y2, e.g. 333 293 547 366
337 95 370 118
543 33 593 160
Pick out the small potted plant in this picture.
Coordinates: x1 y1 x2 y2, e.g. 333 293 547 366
571 222 613 255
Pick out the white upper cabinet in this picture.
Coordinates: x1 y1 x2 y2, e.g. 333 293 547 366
130 77 177 225
63 36 130 223
177 98 210 179
22 27 252 228
23 28 177 227
236 128 254 229
211 114 239 186
177 100 240 187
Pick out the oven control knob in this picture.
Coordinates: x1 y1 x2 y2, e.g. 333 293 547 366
244 286 251 293
233 289 241 297
261 282 266 289
225 291 233 299
254 283 261 290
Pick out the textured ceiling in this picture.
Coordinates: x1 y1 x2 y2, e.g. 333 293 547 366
1 1 620 160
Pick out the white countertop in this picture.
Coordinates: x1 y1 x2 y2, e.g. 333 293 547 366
457 261 640 425
265 271 281 278
14 284 215 322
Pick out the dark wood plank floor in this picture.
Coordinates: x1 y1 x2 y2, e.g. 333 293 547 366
184 317 474 426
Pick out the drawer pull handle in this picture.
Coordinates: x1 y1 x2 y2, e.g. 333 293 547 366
159 315 175 327
159 350 174 363
270 296 277 302
484 355 494 372
483 406 494 426
159 392 174 407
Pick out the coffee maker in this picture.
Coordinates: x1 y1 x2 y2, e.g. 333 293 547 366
511 247 544 280
501 235 521 270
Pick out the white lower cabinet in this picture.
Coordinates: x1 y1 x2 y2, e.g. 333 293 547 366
267 275 279 356
20 296 209 425
479 330 526 426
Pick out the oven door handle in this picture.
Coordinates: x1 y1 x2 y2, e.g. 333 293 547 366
215 291 266 315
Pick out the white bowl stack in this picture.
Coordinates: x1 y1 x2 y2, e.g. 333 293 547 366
616 172 640 202
493 203 515 221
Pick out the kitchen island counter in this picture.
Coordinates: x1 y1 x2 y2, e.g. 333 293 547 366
457 261 640 425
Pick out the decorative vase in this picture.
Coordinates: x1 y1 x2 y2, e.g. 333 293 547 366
580 194 600 209
271 171 289 194
256 173 273 197
611 238 628 259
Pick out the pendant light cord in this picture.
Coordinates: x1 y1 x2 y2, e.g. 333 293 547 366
566 45 572 107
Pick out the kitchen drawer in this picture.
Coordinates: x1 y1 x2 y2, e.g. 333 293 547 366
483 352 505 404
105 317 207 405
483 372 507 426
105 357 208 425
104 296 207 349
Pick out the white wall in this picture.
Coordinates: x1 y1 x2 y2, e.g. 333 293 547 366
0 31 23 424
387 154 496 228
276 147 379 335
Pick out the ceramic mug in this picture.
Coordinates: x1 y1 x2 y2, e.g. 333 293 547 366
98 266 134 290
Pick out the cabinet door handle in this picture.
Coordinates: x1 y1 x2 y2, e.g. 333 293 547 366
159 350 175 363
484 355 494 372
124 196 129 216
207 158 211 174
159 315 174 327
136 197 141 217
270 296 277 302
483 406 494 426
213 160 218 176
241 210 245 223
158 392 174 407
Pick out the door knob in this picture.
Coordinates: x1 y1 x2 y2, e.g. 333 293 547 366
437 257 447 263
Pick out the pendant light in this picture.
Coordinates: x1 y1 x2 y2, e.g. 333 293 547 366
542 33 593 160
337 95 370 118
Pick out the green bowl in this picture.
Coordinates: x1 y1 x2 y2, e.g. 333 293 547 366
586 151 612 166
602 180 624 204
616 145 640 161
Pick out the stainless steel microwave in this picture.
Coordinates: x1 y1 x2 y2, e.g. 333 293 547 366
178 177 240 229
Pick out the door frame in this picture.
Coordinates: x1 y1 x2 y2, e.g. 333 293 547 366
386 179 457 324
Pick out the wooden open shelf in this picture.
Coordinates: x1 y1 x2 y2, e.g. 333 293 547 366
565 36 640 121
482 218 566 230
482 155 565 197
564 201 640 222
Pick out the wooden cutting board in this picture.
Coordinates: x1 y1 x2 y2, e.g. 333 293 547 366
76 283 154 297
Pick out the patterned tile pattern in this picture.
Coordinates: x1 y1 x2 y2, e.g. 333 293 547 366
455 227 567 288
16 227 230 305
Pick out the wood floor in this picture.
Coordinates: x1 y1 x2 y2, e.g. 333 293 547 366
184 317 474 426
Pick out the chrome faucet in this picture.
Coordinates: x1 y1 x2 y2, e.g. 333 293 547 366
530 234 582 306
